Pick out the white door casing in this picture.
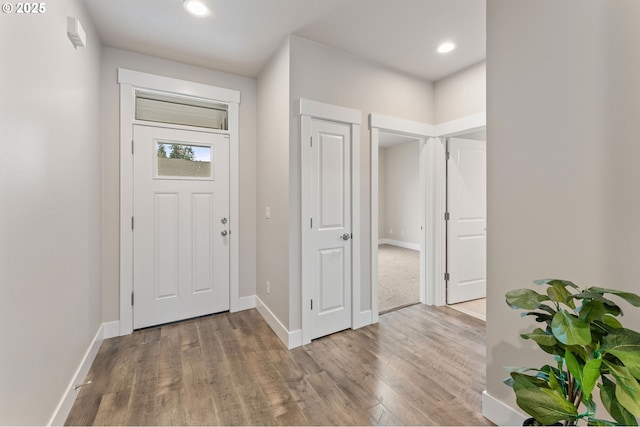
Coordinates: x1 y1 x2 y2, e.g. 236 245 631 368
300 99 361 345
118 69 240 336
133 125 230 329
446 138 487 304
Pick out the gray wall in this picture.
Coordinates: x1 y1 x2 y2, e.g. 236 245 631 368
100 47 258 322
434 61 486 124
379 142 421 245
288 36 435 330
256 39 291 327
0 0 102 423
486 0 640 417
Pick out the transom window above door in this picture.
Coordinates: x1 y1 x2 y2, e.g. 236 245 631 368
135 89 228 130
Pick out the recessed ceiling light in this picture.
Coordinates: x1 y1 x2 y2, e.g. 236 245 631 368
183 0 210 17
437 42 457 54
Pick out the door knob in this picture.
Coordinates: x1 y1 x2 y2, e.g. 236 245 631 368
340 233 351 241
221 230 228 237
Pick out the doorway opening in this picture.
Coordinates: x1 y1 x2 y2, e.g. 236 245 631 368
370 112 486 322
377 132 422 314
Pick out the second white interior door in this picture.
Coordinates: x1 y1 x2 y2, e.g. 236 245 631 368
133 125 230 329
447 137 487 304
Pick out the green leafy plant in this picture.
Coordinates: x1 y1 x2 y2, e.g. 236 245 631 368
505 279 640 426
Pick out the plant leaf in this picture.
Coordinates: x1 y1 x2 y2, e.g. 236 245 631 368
521 312 553 324
515 387 578 425
582 358 602 401
571 292 623 316
507 289 551 310
565 350 583 387
534 279 580 290
579 300 606 323
588 287 640 307
600 374 639 425
589 419 625 426
603 315 623 329
551 310 592 345
604 361 640 417
522 328 558 347
540 365 563 395
511 372 550 392
547 282 576 309
602 328 640 380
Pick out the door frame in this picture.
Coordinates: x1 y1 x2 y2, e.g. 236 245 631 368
300 99 361 345
118 68 241 336
369 112 486 316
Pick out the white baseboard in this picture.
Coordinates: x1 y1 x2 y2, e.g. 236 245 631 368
102 321 120 339
235 295 256 312
378 239 420 251
482 390 526 426
255 296 301 349
48 323 107 426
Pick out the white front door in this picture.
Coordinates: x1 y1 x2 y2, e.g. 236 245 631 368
307 118 352 340
447 138 486 304
133 125 230 329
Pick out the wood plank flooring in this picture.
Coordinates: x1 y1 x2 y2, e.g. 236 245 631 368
65 305 491 426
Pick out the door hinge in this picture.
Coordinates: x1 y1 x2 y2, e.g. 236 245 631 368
311 299 313 310
310 136 313 147
310 218 313 228
131 139 134 155
446 150 450 161
444 272 450 281
444 212 450 221
131 292 134 306
131 216 134 230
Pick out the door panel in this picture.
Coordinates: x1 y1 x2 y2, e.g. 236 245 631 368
309 119 352 340
192 193 214 293
319 134 345 228
133 125 229 329
447 138 486 304
319 247 345 312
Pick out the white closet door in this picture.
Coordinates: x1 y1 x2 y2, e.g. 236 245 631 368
308 119 352 340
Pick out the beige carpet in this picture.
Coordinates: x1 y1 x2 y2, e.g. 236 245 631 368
378 244 420 313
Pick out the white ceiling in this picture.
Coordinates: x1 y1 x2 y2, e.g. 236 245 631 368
82 0 485 81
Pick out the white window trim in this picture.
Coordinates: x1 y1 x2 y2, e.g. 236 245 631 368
118 68 241 335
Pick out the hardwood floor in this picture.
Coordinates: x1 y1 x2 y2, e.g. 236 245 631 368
65 305 491 426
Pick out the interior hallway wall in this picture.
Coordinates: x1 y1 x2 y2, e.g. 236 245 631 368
288 35 435 331
486 0 640 420
378 142 421 246
100 47 257 322
256 39 291 328
0 0 102 423
434 60 486 124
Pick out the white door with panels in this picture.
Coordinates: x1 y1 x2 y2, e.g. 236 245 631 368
133 125 230 329
446 138 486 304
308 119 352 340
